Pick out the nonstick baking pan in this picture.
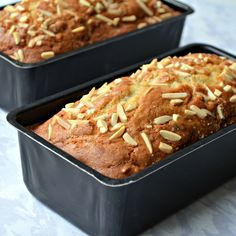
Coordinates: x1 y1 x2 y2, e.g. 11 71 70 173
7 44 236 236
0 0 193 111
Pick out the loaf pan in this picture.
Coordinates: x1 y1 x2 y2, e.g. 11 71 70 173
7 44 236 236
0 0 193 111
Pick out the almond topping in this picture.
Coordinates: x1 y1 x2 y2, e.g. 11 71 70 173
96 14 116 26
223 85 232 92
41 51 55 59
117 103 128 123
122 15 137 22
8 25 16 34
217 105 224 119
170 99 184 105
229 95 236 103
93 114 110 121
17 49 24 62
136 0 153 16
123 132 137 146
109 126 126 140
137 22 147 29
159 142 173 154
79 0 91 7
214 89 222 97
48 124 52 140
55 115 71 130
111 113 118 127
72 26 86 33
42 29 56 37
97 119 108 133
190 105 207 119
160 130 181 141
204 85 216 101
125 103 137 112
19 15 28 23
162 92 188 99
174 70 190 77
63 108 80 116
13 32 20 45
172 114 180 122
153 115 172 125
184 109 196 116
140 132 153 154
110 123 125 131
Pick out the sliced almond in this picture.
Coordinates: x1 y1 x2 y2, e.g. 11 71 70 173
162 92 188 99
214 89 222 97
140 132 153 154
160 130 181 141
48 124 52 140
93 114 109 121
153 115 172 125
117 103 127 123
190 105 207 119
97 119 108 133
111 113 118 127
159 142 173 154
72 26 86 33
55 115 71 130
136 0 153 16
184 109 196 116
172 114 180 122
223 85 232 92
13 32 20 45
17 49 24 62
123 132 137 146
217 105 224 119
42 29 56 37
122 15 137 22
109 126 126 140
63 108 80 116
173 70 190 77
41 51 55 59
125 103 137 112
204 85 216 101
170 99 184 105
19 15 28 23
79 0 91 7
110 123 125 131
229 95 236 103
96 14 116 26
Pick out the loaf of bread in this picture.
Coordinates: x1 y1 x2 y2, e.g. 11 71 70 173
0 0 180 63
33 53 236 179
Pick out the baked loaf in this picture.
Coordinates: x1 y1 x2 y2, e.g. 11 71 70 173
33 53 236 179
0 0 180 63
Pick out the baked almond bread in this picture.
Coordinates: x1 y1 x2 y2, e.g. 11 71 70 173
0 0 180 63
33 53 236 179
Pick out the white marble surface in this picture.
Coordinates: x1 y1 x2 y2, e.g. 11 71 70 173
1 0 236 235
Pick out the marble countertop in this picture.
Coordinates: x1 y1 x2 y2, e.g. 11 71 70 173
1 0 236 235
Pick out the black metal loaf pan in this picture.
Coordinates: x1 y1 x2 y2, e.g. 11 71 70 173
7 44 236 236
0 0 193 111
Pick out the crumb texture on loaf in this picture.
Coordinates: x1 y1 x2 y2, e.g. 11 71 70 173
33 53 236 179
0 0 180 63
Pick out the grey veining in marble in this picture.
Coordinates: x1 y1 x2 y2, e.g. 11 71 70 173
0 0 236 235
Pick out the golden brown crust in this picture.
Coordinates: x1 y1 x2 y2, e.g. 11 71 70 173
33 53 236 179
0 0 180 63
